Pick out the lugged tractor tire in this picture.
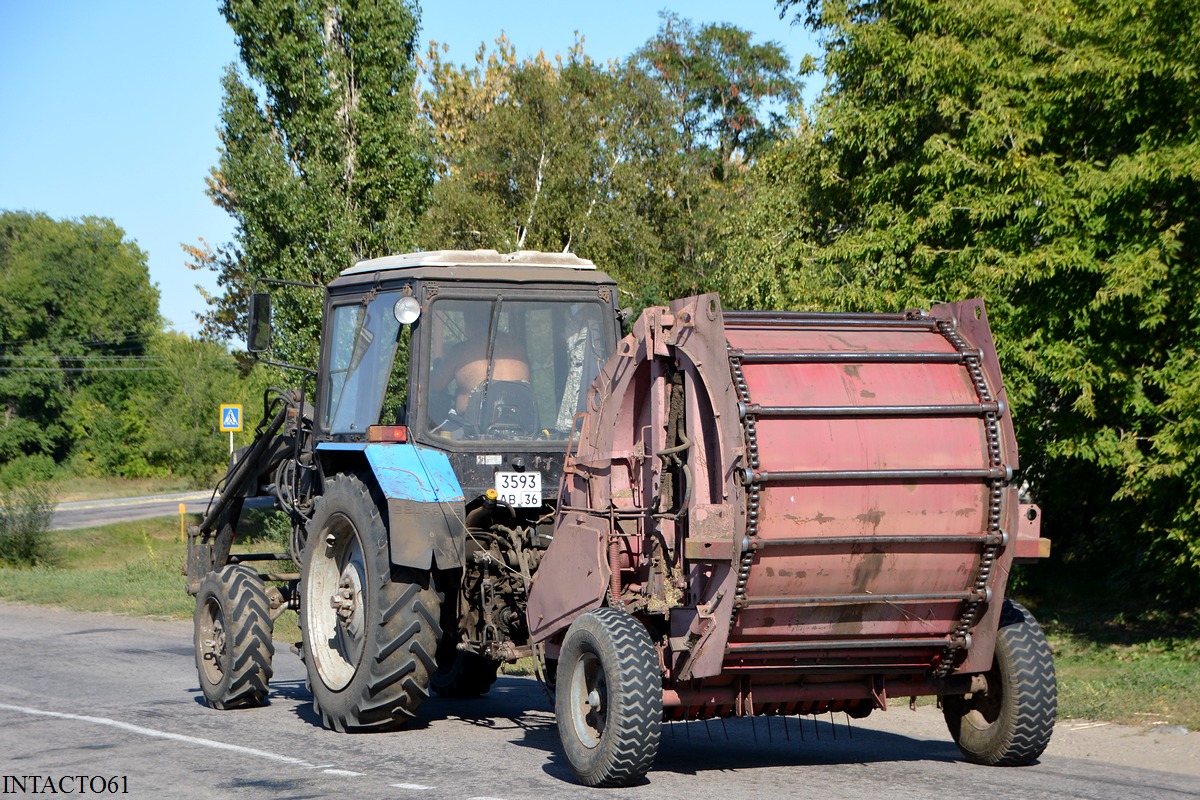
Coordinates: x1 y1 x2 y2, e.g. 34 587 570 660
556 607 662 787
432 646 500 698
300 474 441 732
194 564 275 710
943 598 1057 766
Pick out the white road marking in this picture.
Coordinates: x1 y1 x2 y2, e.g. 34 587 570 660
322 769 364 777
0 701 320 768
392 784 434 791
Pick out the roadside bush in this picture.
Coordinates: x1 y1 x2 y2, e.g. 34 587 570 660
0 482 57 567
0 454 57 489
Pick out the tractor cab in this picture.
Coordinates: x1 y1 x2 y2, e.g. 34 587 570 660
313 250 620 501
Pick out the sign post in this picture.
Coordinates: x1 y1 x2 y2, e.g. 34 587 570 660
219 404 243 454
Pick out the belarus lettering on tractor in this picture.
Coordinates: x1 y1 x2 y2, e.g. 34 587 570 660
186 250 1055 788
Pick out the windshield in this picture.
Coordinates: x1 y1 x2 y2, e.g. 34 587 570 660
321 292 409 434
422 297 609 444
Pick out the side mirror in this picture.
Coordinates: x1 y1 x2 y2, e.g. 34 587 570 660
247 293 272 353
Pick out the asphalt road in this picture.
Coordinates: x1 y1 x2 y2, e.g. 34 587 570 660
0 603 1196 800
49 492 278 531
49 492 216 531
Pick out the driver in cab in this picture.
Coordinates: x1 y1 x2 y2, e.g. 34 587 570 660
429 312 529 417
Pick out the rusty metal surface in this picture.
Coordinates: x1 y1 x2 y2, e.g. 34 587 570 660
527 296 747 671
1014 503 1050 562
525 515 610 642
722 301 1021 678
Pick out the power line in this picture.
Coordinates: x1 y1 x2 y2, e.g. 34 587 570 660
0 330 157 348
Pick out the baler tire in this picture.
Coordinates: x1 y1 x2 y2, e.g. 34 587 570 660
194 564 274 710
431 647 499 698
943 599 1056 766
556 607 662 787
300 474 441 732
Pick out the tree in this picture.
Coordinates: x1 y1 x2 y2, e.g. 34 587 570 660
0 212 276 487
418 37 702 303
636 12 803 181
65 333 268 485
741 0 1200 596
189 0 432 364
0 211 159 466
418 22 802 306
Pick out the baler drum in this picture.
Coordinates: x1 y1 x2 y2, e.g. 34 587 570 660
719 305 1019 677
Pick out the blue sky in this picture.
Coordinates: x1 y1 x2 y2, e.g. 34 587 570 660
0 1 817 337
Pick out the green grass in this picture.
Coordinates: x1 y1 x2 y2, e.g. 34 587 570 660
1021 563 1200 730
1050 632 1200 729
3 517 1197 729
0 517 192 616
0 513 300 641
48 476 201 503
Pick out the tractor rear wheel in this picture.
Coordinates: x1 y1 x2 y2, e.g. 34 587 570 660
556 607 661 787
194 564 274 709
943 599 1056 765
300 474 441 731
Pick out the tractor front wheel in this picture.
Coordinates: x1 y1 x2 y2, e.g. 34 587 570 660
194 564 274 709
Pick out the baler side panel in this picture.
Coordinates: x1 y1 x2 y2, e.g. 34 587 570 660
526 316 660 644
665 295 747 680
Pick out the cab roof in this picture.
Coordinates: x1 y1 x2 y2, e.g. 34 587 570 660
333 249 615 288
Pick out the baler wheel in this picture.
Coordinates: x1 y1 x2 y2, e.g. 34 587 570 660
194 564 274 709
943 599 1057 765
300 474 441 731
556 607 662 787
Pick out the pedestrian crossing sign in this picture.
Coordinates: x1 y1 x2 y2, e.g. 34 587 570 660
220 404 243 432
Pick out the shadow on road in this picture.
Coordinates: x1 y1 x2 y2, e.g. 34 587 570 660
413 675 964 779
205 670 964 782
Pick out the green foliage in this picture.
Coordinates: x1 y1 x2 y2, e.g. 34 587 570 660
190 0 432 366
0 481 56 567
749 0 1200 598
637 12 802 179
64 333 272 485
0 211 277 486
418 26 801 306
0 211 160 463
419 39 691 303
0 454 55 489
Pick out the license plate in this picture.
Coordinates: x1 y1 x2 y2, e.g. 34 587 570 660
494 471 542 507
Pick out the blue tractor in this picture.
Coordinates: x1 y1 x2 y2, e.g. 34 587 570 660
187 250 619 730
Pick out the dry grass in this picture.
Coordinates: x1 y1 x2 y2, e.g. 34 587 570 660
49 476 198 503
